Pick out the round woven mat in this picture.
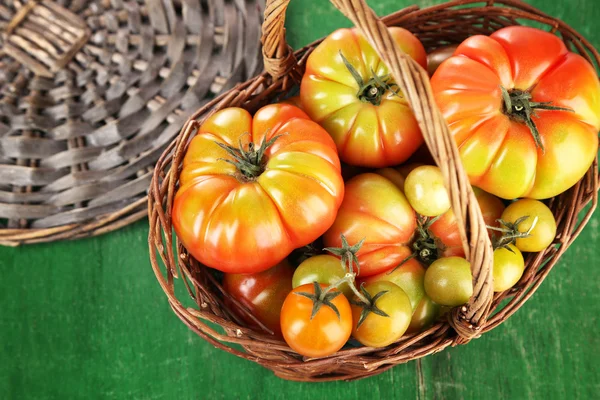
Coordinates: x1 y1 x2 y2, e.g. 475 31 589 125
0 0 264 246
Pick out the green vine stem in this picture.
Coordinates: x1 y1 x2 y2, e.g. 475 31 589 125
487 215 539 251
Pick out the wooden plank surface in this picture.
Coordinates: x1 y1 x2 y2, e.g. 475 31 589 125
1 0 599 398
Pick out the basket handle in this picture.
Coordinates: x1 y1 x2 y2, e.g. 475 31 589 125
261 0 495 341
261 0 302 85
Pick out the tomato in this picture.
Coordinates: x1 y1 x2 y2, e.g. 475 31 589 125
431 26 600 199
404 165 451 217
424 257 473 307
223 261 294 337
429 187 505 257
292 254 354 299
493 244 525 292
280 283 352 358
172 104 344 273
300 27 427 168
351 281 412 347
501 199 557 252
376 163 424 192
427 45 459 76
360 251 426 310
406 296 440 334
361 255 440 335
323 173 417 277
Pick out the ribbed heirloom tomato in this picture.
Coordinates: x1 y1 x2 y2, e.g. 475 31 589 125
432 26 600 200
323 173 417 277
172 104 344 273
300 27 427 168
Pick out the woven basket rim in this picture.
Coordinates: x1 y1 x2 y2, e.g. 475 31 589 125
148 0 599 382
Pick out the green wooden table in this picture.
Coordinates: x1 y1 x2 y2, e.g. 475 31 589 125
2 1 599 398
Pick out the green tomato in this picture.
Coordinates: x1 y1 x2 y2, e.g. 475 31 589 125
406 295 440 334
404 165 451 217
501 199 556 252
292 254 353 299
361 257 426 311
351 281 412 348
493 244 525 292
424 257 473 307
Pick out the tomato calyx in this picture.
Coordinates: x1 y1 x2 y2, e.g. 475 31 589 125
339 51 401 106
324 234 364 275
487 215 539 251
351 284 390 328
500 86 573 153
389 215 441 274
295 281 344 320
216 133 284 181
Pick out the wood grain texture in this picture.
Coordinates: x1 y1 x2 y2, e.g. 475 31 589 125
1 0 599 398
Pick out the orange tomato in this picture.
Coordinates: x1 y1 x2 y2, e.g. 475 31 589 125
432 26 600 199
323 173 417 277
300 27 427 168
172 104 344 273
280 284 352 358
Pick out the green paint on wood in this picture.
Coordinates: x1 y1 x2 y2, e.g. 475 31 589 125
1 0 599 398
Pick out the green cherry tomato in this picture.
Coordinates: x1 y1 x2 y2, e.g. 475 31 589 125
404 165 451 217
406 295 441 334
360 256 426 311
501 199 557 252
351 281 412 347
292 254 353 299
424 257 473 307
493 244 525 292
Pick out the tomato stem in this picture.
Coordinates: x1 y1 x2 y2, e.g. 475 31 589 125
215 132 284 181
322 235 370 304
488 215 539 250
500 86 573 153
350 285 390 328
339 51 402 106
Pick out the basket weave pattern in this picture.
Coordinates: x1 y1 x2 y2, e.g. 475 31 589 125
148 0 599 381
0 0 264 246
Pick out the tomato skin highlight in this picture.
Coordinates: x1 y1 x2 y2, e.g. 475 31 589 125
431 26 600 199
300 27 427 168
172 104 344 274
223 261 294 337
280 284 352 358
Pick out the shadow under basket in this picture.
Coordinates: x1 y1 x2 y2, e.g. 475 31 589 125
148 0 599 382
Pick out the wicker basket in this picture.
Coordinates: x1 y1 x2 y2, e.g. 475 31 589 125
148 0 599 382
0 0 264 246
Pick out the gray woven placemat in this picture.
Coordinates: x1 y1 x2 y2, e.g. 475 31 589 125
0 0 265 245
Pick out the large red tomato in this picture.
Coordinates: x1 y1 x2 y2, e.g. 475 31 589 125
432 26 600 199
172 104 344 273
323 173 417 277
223 261 294 337
300 27 427 168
